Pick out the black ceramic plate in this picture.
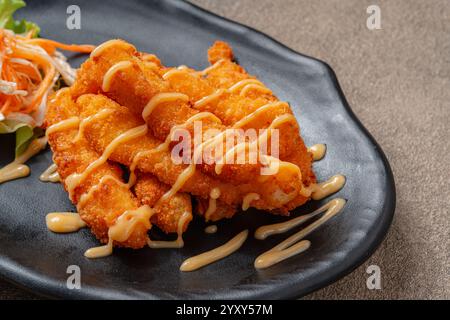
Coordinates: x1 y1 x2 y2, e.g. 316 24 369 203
0 0 395 299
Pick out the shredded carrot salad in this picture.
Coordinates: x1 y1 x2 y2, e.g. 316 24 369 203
0 28 94 116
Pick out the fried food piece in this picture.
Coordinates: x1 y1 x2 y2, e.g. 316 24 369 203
71 40 168 103
163 61 305 164
158 41 317 210
195 198 237 222
46 89 193 248
46 38 320 256
70 39 316 214
204 41 317 210
73 90 236 221
73 40 302 188
46 89 147 248
77 93 303 212
135 172 234 223
165 41 312 167
207 40 234 64
134 172 192 233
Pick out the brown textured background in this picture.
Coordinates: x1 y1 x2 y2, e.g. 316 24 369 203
1 0 449 299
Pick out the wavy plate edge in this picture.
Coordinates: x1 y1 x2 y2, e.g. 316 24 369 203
0 0 396 300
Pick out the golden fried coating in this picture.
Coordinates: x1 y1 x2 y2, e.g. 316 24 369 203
43 35 322 260
134 173 192 233
46 89 147 248
77 93 303 212
73 40 305 188
195 198 237 222
47 38 318 253
204 41 317 209
207 41 234 64
159 41 317 209
46 89 193 247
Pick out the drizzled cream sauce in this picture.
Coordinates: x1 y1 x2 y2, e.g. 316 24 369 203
84 241 113 259
300 175 346 200
162 65 194 80
205 187 221 221
156 124 225 204
154 111 221 156
102 61 132 92
254 198 346 269
180 229 248 272
214 113 298 175
162 69 187 80
73 109 114 143
39 163 60 183
142 93 189 121
233 102 287 128
45 55 346 266
46 117 80 138
308 144 326 161
0 137 47 184
46 212 86 233
126 151 145 189
85 205 154 258
242 193 260 211
204 225 218 234
0 163 29 184
90 39 135 59
228 79 264 93
240 83 272 96
147 211 191 248
126 106 211 192
46 67 213 258
255 199 339 240
193 80 271 109
198 59 226 76
65 124 148 200
259 155 302 180
194 89 225 108
311 175 346 200
198 63 272 102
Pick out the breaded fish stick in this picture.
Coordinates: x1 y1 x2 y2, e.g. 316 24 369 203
134 172 192 233
147 43 316 197
163 42 313 177
46 89 193 248
46 89 148 248
73 40 302 187
77 93 304 212
158 42 317 210
205 42 316 208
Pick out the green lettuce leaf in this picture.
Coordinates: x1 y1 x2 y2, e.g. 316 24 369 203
0 120 43 157
14 125 34 157
16 127 44 157
0 119 28 134
0 0 40 36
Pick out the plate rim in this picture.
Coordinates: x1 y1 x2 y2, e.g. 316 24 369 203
180 0 396 299
0 0 396 300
